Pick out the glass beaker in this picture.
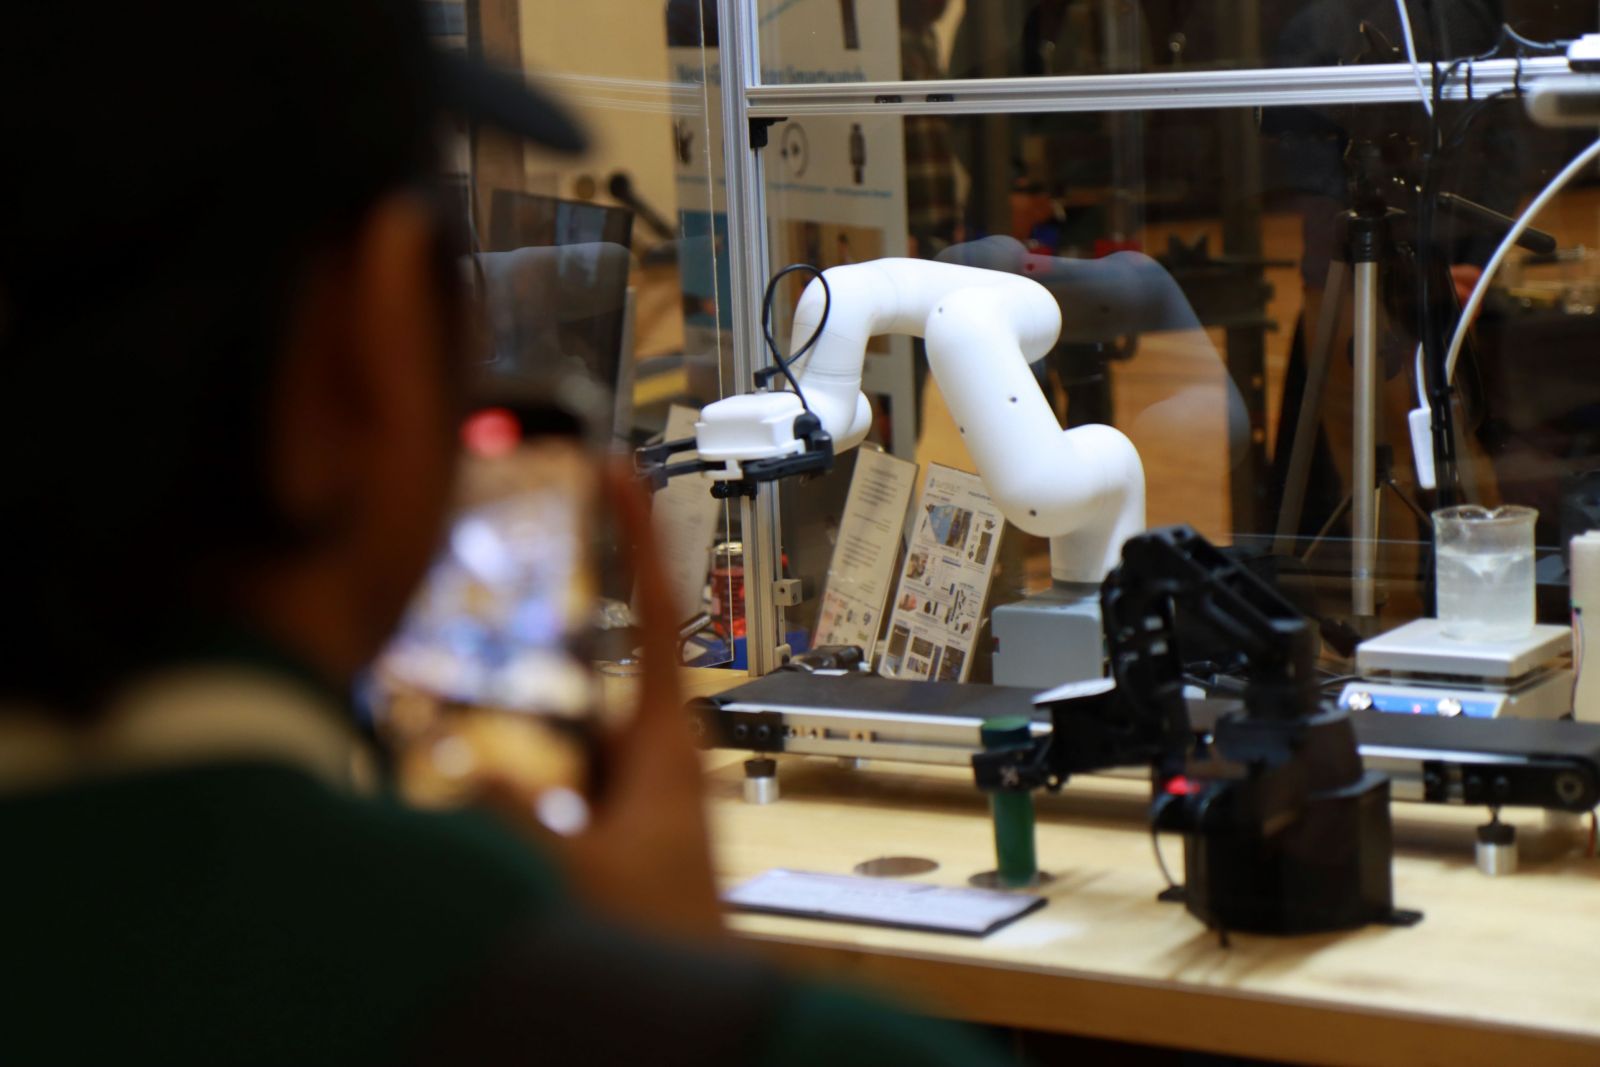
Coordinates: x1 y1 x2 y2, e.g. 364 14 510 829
1433 505 1537 642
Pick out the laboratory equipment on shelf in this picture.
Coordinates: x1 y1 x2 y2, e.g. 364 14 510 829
1339 618 1573 722
1337 507 1569 723
1432 505 1537 643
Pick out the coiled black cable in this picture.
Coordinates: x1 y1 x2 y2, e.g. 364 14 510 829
757 263 832 412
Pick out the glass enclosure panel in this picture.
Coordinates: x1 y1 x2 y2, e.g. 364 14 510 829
436 0 737 667
758 1 1596 83
760 99 1600 679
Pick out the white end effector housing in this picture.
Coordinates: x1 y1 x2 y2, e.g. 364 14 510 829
1523 35 1600 124
686 258 1146 583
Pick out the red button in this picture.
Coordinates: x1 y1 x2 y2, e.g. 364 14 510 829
462 408 520 458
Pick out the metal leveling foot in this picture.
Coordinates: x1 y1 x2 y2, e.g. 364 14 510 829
743 758 779 805
1476 816 1518 876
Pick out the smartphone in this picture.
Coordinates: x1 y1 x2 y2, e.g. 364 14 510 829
374 406 607 818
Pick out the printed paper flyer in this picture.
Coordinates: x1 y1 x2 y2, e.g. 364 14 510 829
813 448 918 656
880 464 1004 683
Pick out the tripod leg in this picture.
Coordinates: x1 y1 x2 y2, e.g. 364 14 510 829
1303 493 1353 561
1274 261 1350 554
1384 477 1432 527
1370 476 1386 611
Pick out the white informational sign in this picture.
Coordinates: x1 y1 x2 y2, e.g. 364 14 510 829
651 404 724 624
760 2 914 455
760 0 907 235
813 448 919 656
669 1 916 453
880 464 1005 683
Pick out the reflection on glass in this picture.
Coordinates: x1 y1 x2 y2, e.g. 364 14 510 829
759 1 1595 82
766 94 1600 652
471 237 634 433
431 0 738 666
936 234 1245 478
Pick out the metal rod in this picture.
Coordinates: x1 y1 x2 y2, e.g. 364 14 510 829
1351 260 1380 617
529 73 703 115
746 57 1564 118
717 0 786 675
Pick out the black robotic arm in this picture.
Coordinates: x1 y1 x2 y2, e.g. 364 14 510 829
974 525 1405 935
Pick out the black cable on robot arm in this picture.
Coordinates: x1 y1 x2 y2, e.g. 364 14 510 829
1503 24 1575 52
1437 22 1570 116
1412 7 1559 494
1414 0 1459 498
1421 0 1443 149
758 263 833 412
763 263 833 369
1414 21 1571 500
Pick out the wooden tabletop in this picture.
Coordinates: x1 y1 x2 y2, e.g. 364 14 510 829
685 669 1600 1066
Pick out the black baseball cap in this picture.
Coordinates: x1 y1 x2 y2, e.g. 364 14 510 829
0 0 586 348
438 50 588 155
0 2 592 710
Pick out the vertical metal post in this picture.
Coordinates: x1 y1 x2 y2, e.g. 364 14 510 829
1101 0 1144 243
975 2 1011 236
1218 0 1267 536
1351 259 1379 617
717 0 787 674
1219 136 1268 535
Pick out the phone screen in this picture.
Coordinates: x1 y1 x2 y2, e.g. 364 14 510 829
373 411 603 811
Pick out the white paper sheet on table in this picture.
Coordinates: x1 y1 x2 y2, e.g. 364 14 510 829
725 869 1044 937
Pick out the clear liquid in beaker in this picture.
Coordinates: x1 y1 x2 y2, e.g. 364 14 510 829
1435 543 1535 642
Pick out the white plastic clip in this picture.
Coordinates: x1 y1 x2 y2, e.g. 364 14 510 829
1409 407 1436 491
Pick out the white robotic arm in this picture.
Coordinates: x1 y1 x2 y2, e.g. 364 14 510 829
781 258 1056 452
923 283 1145 583
691 257 1145 583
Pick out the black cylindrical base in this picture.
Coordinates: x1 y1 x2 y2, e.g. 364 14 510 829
1182 771 1394 934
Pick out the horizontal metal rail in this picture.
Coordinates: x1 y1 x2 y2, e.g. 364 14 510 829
535 72 704 116
746 57 1567 117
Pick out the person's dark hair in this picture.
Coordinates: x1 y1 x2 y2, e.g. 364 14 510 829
0 2 462 712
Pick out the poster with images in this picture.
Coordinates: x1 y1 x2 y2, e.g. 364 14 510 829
756 1 915 456
880 464 1005 683
812 448 918 657
669 0 909 364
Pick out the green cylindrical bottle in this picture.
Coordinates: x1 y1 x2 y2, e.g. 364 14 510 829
981 716 1038 888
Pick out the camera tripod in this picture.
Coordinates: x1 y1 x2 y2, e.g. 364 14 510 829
1271 133 1548 620
1274 201 1424 618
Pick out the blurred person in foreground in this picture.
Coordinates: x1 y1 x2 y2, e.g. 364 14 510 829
0 4 1008 1064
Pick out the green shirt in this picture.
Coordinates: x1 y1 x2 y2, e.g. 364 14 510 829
0 670 1009 1065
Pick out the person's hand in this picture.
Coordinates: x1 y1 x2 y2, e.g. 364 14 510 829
475 458 723 943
